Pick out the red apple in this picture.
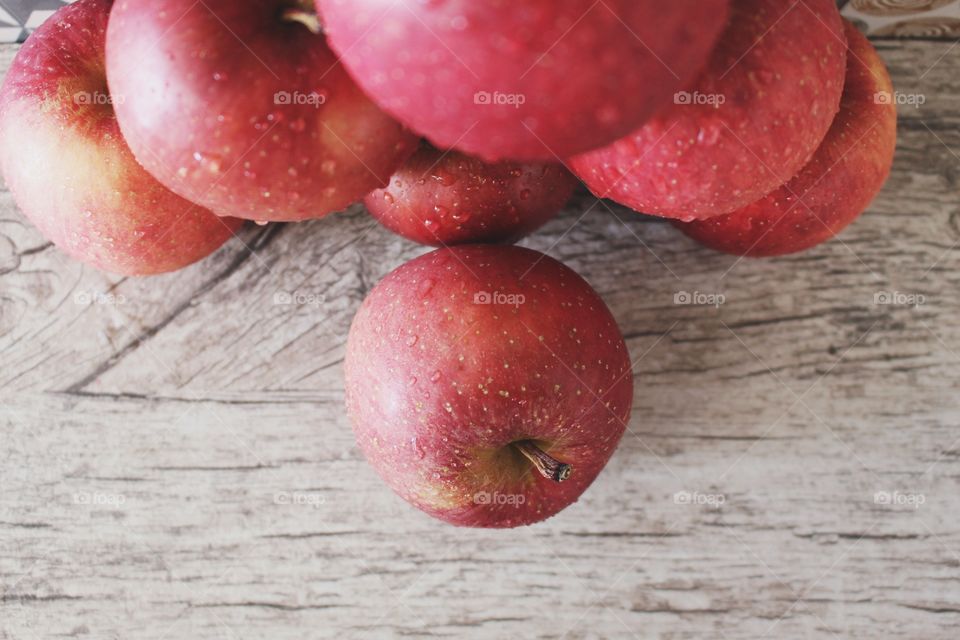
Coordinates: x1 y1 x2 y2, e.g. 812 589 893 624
0 0 241 275
104 0 418 223
345 245 633 528
676 22 898 256
364 144 579 247
318 0 730 161
569 0 848 221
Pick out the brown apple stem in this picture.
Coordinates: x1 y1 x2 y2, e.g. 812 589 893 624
281 8 323 35
514 441 572 483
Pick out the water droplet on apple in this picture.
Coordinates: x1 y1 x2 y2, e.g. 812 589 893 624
410 437 425 459
418 278 435 298
382 192 395 205
696 126 721 146
432 168 458 186
193 151 222 174
321 160 337 175
212 71 228 82
406 334 418 346
430 370 441 382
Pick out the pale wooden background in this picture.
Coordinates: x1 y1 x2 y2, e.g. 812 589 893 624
1 37 959 639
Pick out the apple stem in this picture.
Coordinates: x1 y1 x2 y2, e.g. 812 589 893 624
514 441 572 483
281 8 323 35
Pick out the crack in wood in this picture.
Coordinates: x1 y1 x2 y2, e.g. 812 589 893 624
60 224 284 394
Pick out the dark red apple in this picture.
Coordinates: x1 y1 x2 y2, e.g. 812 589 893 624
105 0 418 223
364 144 579 247
345 245 633 528
676 22 898 256
318 0 730 161
0 0 241 275
569 0 848 221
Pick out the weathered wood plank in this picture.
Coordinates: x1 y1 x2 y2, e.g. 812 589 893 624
2 37 960 639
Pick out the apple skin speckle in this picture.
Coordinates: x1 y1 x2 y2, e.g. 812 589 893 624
345 245 634 528
676 23 898 256
570 0 848 221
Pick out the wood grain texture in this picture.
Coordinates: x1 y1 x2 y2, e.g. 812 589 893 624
2 39 960 639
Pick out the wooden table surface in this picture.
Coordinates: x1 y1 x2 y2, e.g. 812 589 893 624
1 36 959 639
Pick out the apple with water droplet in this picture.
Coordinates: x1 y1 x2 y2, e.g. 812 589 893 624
105 0 418 222
345 245 634 527
570 0 848 221
364 143 579 246
676 22 898 255
317 0 730 161
0 0 241 275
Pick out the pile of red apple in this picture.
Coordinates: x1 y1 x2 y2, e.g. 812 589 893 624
1 0 897 527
